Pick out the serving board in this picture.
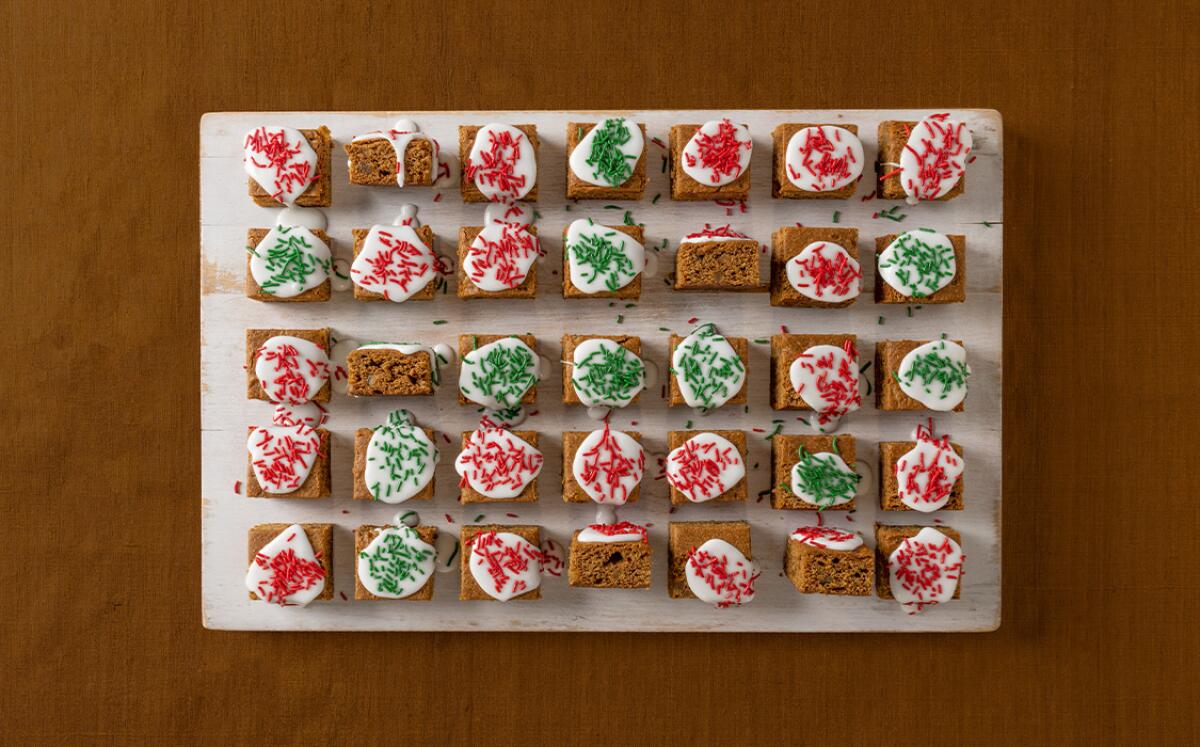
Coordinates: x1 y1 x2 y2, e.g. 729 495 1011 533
200 109 1002 632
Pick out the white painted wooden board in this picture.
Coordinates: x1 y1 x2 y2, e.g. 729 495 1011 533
201 110 1002 632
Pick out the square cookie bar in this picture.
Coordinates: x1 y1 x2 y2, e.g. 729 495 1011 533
785 527 874 595
875 339 967 412
561 430 643 503
565 120 648 200
562 223 644 299
674 235 761 290
244 228 333 302
245 328 332 403
353 525 438 600
770 333 857 410
456 225 539 299
245 426 331 499
561 334 642 405
459 124 539 203
347 347 438 397
667 520 752 599
876 120 965 201
874 232 966 304
667 332 749 407
459 524 542 601
459 431 540 504
568 526 652 588
666 430 747 506
246 126 332 207
668 123 752 201
771 433 857 511
247 523 334 601
875 524 963 601
350 225 438 301
344 134 436 187
353 428 437 501
771 123 861 199
456 334 539 406
879 439 964 511
769 226 861 308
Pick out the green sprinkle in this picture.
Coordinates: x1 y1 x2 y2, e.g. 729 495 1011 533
623 210 635 226
753 338 769 345
432 319 448 325
907 306 914 317
832 210 841 224
473 513 485 522
764 423 783 440
652 193 661 204
616 314 624 324
878 316 885 325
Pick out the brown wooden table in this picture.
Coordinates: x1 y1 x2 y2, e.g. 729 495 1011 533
5 1 1197 742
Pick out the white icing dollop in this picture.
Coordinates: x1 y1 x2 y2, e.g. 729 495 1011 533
569 117 644 187
350 223 438 302
665 432 745 503
275 206 327 231
455 428 543 499
243 126 319 205
364 411 439 504
253 335 330 404
788 343 861 431
245 524 326 606
888 527 964 612
898 114 972 204
680 119 752 187
671 323 746 410
897 340 970 411
784 125 864 192
356 525 437 599
571 427 645 505
465 123 537 201
785 241 861 304
459 338 540 410
467 531 544 601
685 538 757 607
877 230 957 298
270 402 326 428
565 219 645 293
570 338 646 408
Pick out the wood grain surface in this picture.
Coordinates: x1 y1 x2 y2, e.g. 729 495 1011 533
3 0 1197 743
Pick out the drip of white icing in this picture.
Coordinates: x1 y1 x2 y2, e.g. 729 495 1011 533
568 117 644 187
356 525 436 599
331 258 353 292
245 523 325 606
329 338 359 395
685 538 757 606
680 119 752 187
593 505 618 525
352 119 437 187
897 340 970 411
571 427 645 505
467 531 544 601
565 219 646 293
275 207 327 231
466 123 537 201
253 335 330 404
484 200 532 228
434 531 459 574
271 402 326 428
393 509 421 527
540 538 565 578
784 125 864 192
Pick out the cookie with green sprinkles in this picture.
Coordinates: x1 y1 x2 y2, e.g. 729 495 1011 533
353 423 437 502
245 227 333 302
561 334 644 406
667 326 749 409
562 223 645 299
566 120 648 200
457 334 539 407
875 231 965 304
771 434 858 510
354 524 438 600
876 339 968 412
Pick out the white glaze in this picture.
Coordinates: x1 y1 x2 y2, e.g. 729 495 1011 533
684 538 757 606
462 219 540 292
897 430 964 512
565 219 646 293
434 531 459 574
330 258 353 292
571 427 645 505
671 323 746 410
570 338 646 408
665 432 745 503
249 225 331 298
356 525 436 599
245 523 326 606
888 527 964 612
393 509 421 528
788 343 861 430
540 538 565 578
364 411 439 504
678 224 751 244
253 335 330 404
789 526 864 552
351 119 436 187
785 241 861 304
466 123 537 201
247 424 322 495
275 206 327 231
458 338 540 409
784 125 864 192
877 229 957 298
349 223 437 302
578 523 647 543
680 119 752 187
484 200 532 228
243 126 319 205
789 451 858 508
454 428 543 499
898 114 973 204
467 531 544 601
568 117 644 187
897 340 970 411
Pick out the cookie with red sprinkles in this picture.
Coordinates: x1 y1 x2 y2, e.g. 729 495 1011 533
246 523 333 604
785 526 873 595
244 125 332 207
875 524 964 612
667 520 755 603
770 226 862 308
669 120 752 201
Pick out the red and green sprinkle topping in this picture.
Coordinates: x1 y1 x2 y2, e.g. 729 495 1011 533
582 118 637 186
672 324 746 410
685 119 751 184
250 227 330 295
358 528 434 596
789 447 860 508
571 341 646 407
878 230 956 298
568 228 639 292
243 126 317 203
252 544 326 605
